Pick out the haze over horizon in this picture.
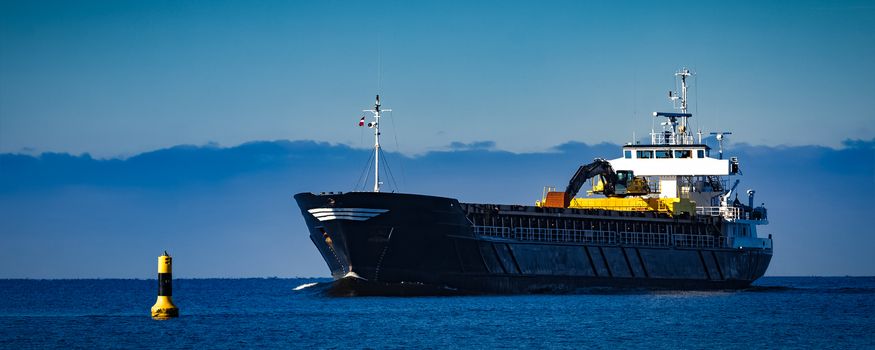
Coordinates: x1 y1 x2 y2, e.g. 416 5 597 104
2 138 873 278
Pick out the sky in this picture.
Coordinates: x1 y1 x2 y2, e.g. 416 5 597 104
1 1 874 278
1 0 873 157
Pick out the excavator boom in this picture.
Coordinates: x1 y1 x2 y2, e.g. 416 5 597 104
542 158 650 208
565 159 616 202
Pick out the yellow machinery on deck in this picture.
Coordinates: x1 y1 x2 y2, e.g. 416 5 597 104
537 158 695 216
537 196 695 216
541 158 651 208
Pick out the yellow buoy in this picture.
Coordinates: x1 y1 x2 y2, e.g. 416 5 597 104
151 251 179 319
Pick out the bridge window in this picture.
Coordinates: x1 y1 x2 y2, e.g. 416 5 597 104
697 150 705 158
674 150 691 158
655 150 672 158
636 150 653 159
624 150 632 159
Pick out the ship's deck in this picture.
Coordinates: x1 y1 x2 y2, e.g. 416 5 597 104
460 202 754 250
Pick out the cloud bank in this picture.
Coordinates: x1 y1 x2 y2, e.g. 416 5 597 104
1 139 873 278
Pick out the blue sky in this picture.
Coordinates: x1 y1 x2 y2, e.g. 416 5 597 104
1 1 874 278
1 0 873 156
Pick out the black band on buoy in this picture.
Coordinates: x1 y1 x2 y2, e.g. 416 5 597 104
158 273 173 296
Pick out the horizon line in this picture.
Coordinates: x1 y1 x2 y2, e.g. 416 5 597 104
2 275 873 280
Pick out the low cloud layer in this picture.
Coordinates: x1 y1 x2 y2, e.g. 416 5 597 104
1 139 872 278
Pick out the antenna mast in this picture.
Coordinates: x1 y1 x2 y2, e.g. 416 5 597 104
363 95 391 192
652 68 694 145
673 68 692 138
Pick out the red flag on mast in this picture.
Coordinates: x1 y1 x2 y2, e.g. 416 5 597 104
358 116 365 127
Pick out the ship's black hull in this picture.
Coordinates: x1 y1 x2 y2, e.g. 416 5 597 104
295 192 772 295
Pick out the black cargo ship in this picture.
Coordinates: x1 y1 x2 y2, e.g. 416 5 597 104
294 71 772 295
295 192 771 295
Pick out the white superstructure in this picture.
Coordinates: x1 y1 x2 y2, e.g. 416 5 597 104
608 69 770 249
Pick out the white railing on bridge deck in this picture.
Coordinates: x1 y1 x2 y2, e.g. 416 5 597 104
696 206 740 220
651 133 695 145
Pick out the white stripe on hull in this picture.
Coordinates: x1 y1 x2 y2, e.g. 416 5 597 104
307 208 389 222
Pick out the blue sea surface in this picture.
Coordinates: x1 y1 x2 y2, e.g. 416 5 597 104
1 277 873 349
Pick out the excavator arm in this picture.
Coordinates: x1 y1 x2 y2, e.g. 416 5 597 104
564 158 617 201
542 158 650 208
543 158 617 208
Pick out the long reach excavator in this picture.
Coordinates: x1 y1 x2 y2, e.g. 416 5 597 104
543 158 651 208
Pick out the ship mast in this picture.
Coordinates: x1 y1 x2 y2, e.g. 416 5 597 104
671 68 692 142
677 69 689 114
363 95 391 192
652 68 694 145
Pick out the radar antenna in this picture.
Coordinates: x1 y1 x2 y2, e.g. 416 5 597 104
710 131 732 160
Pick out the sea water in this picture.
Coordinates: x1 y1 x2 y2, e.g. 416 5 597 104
1 277 873 349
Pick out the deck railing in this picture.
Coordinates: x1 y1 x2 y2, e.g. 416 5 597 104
695 206 768 222
473 225 730 249
696 206 740 220
650 133 695 145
